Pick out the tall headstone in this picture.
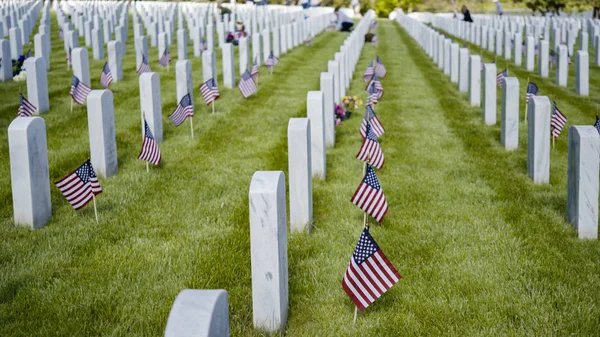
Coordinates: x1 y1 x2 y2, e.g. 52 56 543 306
320 72 335 147
158 31 168 59
262 29 270 64
307 91 326 180
222 43 235 89
135 36 148 70
482 63 496 125
575 51 589 96
288 118 312 233
327 60 340 105
443 39 451 76
567 126 600 240
501 77 519 151
458 48 468 93
34 33 49 70
538 39 549 78
139 72 163 143
0 40 11 81
468 55 481 107
206 24 214 51
273 28 280 57
495 29 503 56
9 27 22 59
252 33 262 66
164 289 230 337
107 41 123 82
202 50 216 84
526 35 535 71
514 33 522 66
249 171 288 332
556 45 568 87
8 117 51 229
239 37 250 75
176 60 193 103
177 29 188 60
92 27 104 60
87 90 118 178
527 96 551 184
24 57 49 114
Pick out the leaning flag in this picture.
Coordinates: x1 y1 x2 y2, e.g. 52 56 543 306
265 51 278 69
137 54 151 74
367 82 379 106
18 93 36 117
551 101 567 139
158 48 172 67
525 82 538 104
496 68 507 86
351 164 388 223
239 69 258 98
342 227 401 311
100 62 113 88
567 51 572 65
199 78 220 105
169 93 194 126
595 116 600 134
363 60 374 82
59 28 64 40
366 76 384 100
70 75 91 105
550 50 557 66
138 120 161 165
54 159 102 210
250 58 259 82
199 38 207 54
360 105 384 139
375 56 386 78
371 34 378 45
356 122 385 169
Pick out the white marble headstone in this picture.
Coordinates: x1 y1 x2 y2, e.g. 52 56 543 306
87 90 118 178
288 118 312 233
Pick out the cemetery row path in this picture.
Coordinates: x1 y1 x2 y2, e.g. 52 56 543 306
0 15 599 336
284 19 600 336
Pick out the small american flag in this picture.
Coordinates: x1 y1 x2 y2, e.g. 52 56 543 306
567 51 572 65
26 49 32 59
169 93 194 126
239 69 257 98
551 101 567 139
137 54 151 74
374 56 386 78
351 164 388 223
59 28 64 40
496 68 507 86
265 51 278 69
550 50 556 66
199 37 207 54
18 93 36 117
199 78 220 105
100 62 113 88
342 227 401 311
250 58 259 82
70 75 91 105
521 41 526 55
371 34 378 45
158 48 172 67
66 47 72 65
363 60 374 82
360 105 384 139
366 76 384 100
305 36 312 46
55 159 102 210
367 82 379 106
594 115 600 134
138 120 161 165
356 121 385 169
525 82 538 104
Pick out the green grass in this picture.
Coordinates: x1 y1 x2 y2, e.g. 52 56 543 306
1 13 600 336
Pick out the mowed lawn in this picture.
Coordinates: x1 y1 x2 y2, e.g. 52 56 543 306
1 13 600 336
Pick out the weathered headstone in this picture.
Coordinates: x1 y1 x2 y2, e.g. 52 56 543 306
248 171 288 332
567 126 600 240
87 90 118 178
107 41 123 82
320 72 335 147
443 39 451 76
24 57 49 114
468 55 481 107
501 77 519 151
527 96 550 184
222 43 235 89
176 60 193 103
575 51 589 96
483 63 496 125
273 28 280 57
288 118 312 233
8 117 51 229
495 29 503 56
307 91 326 180
139 72 163 143
165 289 229 337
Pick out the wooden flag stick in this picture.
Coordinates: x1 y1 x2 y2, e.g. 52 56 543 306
92 194 99 223
212 100 215 114
354 306 358 324
190 117 195 139
146 161 149 173
552 136 555 149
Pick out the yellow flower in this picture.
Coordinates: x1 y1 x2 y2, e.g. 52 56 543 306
353 95 358 100
358 100 363 105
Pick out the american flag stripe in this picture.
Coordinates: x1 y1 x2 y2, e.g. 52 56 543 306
360 114 384 139
137 54 151 74
70 76 91 105
363 60 374 82
18 94 36 116
199 78 220 105
375 56 386 78
551 102 567 138
170 106 194 126
55 160 102 210
239 70 257 98
158 49 171 67
100 62 113 88
138 120 161 165
356 140 385 168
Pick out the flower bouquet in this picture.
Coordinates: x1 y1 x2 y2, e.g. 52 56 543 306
335 95 363 126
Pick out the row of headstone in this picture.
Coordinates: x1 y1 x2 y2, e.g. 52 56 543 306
397 10 599 240
431 15 590 96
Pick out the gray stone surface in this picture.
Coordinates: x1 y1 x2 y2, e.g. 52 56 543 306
556 45 568 87
501 77 519 151
135 35 147 70
575 51 589 96
249 171 288 332
527 96 551 184
320 72 335 147
252 32 262 66
176 59 193 103
567 126 600 240
164 289 229 337
307 91 326 180
24 57 49 114
92 27 104 60
202 50 216 84
9 27 22 59
526 35 535 71
139 72 163 143
327 60 340 105
107 41 123 82
538 39 549 78
458 48 469 92
222 43 235 89
469 55 481 107
262 29 271 64
34 33 49 71
87 90 118 178
8 117 51 229
177 29 188 60
239 37 249 75
288 118 312 233
0 39 11 81
483 63 496 125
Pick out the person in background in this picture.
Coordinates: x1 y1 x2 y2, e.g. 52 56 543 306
461 5 473 23
334 7 354 32
218 3 232 16
493 0 503 16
